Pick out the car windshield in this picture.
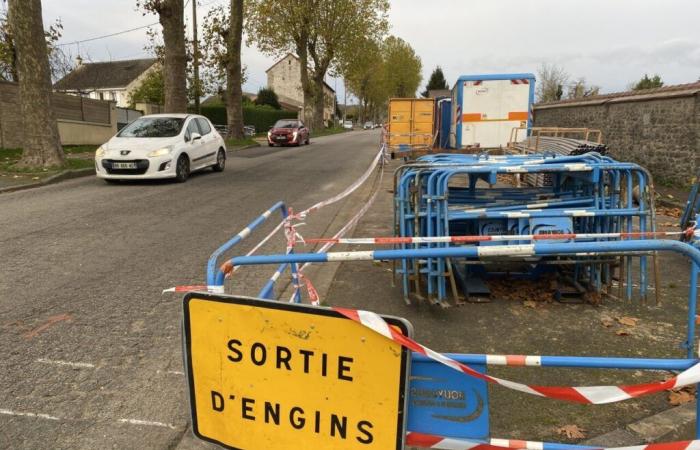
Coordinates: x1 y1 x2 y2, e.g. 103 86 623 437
118 117 185 138
274 120 299 128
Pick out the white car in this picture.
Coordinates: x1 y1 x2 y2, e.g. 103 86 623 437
95 114 226 183
343 120 353 130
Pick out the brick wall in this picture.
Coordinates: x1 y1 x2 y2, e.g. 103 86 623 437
533 87 700 186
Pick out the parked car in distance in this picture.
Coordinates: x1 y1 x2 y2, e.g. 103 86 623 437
363 121 374 129
267 119 310 147
95 114 226 183
343 120 354 130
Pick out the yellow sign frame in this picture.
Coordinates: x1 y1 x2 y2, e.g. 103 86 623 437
182 293 412 450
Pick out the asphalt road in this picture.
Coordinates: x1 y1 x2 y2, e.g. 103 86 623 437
0 129 380 449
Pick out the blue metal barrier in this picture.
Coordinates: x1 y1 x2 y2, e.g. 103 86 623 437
206 201 301 302
212 238 700 442
392 152 659 305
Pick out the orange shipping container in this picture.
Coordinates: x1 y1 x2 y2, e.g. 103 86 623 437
387 98 434 149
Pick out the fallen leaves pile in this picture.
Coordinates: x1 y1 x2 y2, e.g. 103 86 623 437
668 385 696 406
556 424 586 439
600 315 640 336
487 276 557 305
656 206 683 219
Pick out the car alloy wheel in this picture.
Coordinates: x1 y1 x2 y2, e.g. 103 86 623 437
213 149 226 172
175 155 190 182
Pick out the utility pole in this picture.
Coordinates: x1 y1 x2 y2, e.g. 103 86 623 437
192 0 201 113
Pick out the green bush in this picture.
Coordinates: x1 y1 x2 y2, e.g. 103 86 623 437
200 105 297 131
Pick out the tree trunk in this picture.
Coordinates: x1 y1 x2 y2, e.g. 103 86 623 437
312 73 325 130
296 38 315 128
225 0 244 139
159 0 187 113
8 0 64 167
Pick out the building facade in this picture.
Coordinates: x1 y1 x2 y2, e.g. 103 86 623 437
266 53 336 124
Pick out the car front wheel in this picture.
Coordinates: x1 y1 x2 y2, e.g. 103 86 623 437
175 155 190 182
213 149 226 172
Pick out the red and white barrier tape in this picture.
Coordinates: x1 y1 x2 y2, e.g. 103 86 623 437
332 306 700 404
162 285 224 294
406 431 700 450
301 230 691 246
289 159 386 305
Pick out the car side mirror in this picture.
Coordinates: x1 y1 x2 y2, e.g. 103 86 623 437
191 132 202 141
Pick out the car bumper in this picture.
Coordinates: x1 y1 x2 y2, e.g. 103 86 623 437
268 136 298 145
95 156 177 179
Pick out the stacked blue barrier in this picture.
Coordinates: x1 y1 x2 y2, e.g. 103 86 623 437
393 152 658 306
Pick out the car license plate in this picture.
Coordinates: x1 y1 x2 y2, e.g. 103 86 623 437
275 136 286 141
113 162 137 169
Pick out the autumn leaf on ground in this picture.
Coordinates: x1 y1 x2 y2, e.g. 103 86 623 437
669 388 695 406
523 300 537 308
615 329 631 336
617 316 640 327
600 317 614 327
556 424 586 439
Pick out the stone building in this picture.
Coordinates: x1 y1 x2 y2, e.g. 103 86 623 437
266 53 336 124
533 82 700 186
54 57 159 108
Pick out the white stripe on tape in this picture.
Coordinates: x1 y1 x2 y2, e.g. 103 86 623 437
565 210 595 217
478 245 535 257
358 310 393 339
574 386 632 404
327 251 374 262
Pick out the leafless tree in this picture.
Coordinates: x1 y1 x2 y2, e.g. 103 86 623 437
536 63 568 103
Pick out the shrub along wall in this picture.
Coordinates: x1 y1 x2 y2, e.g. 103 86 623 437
200 105 298 131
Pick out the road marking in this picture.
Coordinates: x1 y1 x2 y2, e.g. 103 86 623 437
0 408 59 420
118 418 177 429
24 314 72 339
36 358 95 369
156 369 185 376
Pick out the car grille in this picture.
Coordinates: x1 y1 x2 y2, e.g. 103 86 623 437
272 134 290 141
102 159 149 175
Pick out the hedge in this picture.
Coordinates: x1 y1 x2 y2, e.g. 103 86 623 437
200 105 298 131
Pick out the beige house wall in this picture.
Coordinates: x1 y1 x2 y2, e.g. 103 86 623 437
267 54 335 124
57 102 118 145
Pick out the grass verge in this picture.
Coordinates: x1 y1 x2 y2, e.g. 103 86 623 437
0 146 96 174
225 137 258 148
312 127 349 138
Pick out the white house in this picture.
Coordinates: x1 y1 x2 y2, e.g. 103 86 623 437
54 57 159 108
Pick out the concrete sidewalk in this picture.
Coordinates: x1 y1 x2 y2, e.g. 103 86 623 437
323 159 696 445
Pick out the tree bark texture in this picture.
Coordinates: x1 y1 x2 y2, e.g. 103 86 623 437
8 0 64 167
312 74 325 129
159 0 188 113
225 0 244 139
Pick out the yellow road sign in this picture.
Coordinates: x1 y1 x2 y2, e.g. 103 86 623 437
183 294 411 450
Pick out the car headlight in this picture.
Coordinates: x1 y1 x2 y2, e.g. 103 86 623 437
267 131 272 137
95 145 106 158
292 131 298 140
147 147 172 158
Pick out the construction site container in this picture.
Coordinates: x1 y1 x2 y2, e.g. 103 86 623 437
449 73 535 149
387 98 435 150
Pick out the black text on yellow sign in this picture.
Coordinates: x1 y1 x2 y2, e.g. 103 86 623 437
183 294 411 450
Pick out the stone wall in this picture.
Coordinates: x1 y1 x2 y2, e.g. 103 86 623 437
533 86 700 186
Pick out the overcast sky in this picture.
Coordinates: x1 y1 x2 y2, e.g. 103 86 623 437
38 0 700 101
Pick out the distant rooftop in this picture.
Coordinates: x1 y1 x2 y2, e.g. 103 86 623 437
54 58 157 91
